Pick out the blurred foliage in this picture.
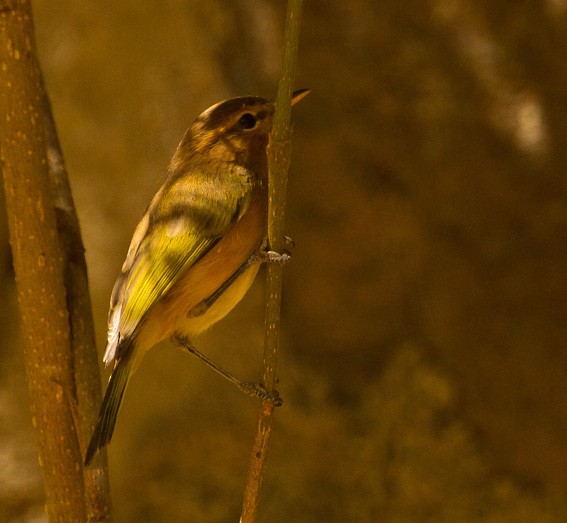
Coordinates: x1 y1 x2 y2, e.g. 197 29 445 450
1 0 567 521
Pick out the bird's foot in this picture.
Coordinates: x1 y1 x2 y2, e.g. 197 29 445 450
237 380 283 406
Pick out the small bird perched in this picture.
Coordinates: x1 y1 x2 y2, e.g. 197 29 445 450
84 90 309 467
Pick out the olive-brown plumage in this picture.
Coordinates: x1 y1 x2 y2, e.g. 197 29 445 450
85 96 275 466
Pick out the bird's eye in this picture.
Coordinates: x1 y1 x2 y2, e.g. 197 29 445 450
237 113 257 130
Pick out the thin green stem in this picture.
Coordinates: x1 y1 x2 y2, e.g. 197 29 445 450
240 1 303 521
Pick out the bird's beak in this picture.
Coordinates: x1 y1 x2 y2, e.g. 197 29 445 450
291 88 311 105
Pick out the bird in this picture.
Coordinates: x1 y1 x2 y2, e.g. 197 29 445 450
84 89 309 467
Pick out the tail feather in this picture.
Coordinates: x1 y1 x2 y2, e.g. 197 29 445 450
85 347 134 466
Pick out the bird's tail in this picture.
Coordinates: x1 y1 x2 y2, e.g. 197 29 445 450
84 345 134 466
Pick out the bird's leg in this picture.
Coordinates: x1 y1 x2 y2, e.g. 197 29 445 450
188 236 295 318
173 332 282 405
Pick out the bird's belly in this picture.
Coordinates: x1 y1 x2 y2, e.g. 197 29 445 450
134 199 265 352
175 261 260 335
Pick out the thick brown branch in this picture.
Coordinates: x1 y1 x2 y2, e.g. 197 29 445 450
41 66 113 523
0 2 110 520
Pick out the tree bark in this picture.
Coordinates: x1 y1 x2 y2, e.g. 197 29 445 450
0 2 111 520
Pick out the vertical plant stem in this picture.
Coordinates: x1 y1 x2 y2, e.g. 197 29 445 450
240 1 303 521
41 71 113 522
0 1 86 520
0 2 112 520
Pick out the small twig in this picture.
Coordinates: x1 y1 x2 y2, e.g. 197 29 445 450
240 0 304 521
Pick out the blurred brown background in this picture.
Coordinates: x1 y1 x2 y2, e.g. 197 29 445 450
2 1 567 521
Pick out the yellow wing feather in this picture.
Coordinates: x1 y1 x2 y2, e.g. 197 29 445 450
105 167 251 365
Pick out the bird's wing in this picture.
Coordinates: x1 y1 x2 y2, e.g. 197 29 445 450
104 172 250 366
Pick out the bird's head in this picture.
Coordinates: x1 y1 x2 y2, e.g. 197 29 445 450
174 97 274 172
170 90 309 173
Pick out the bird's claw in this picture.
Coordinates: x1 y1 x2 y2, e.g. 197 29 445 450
263 250 291 265
239 381 283 406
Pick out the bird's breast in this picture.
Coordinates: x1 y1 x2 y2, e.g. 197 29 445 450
135 192 266 351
